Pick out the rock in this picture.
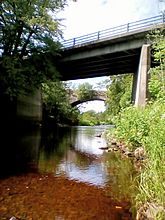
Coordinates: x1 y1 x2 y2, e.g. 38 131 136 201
119 144 127 153
96 133 102 137
136 203 165 220
134 147 145 160
111 140 117 146
99 147 108 150
124 151 134 157
9 217 17 220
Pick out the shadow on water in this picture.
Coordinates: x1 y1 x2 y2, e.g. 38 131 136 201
39 126 77 173
0 120 41 178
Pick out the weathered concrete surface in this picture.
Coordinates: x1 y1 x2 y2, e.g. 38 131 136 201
17 90 42 123
135 44 151 107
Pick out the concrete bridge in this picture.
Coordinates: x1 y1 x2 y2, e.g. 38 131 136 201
55 14 165 107
16 14 165 122
67 89 106 107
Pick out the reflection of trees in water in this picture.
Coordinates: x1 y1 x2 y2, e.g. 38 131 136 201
0 123 41 178
39 126 101 173
39 126 77 173
67 148 99 169
41 126 74 157
104 151 138 201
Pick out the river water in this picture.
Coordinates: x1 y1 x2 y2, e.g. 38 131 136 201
0 125 137 219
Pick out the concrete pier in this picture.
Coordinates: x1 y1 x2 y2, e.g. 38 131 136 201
134 44 151 107
17 89 42 123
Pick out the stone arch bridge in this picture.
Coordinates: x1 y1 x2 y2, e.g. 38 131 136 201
67 89 107 107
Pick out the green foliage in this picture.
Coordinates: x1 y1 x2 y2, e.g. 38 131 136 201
107 101 165 209
0 0 66 97
110 106 149 148
42 81 79 124
79 110 99 126
105 151 137 201
105 28 165 215
106 74 133 116
135 102 165 208
147 28 165 63
148 28 165 101
78 110 111 126
76 83 96 101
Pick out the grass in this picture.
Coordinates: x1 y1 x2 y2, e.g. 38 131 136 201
106 100 165 219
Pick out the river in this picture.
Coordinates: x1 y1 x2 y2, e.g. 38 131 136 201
0 125 137 219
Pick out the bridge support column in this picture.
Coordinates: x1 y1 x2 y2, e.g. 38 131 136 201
17 89 42 123
134 44 151 107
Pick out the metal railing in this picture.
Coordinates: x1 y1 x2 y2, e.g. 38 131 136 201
61 14 165 48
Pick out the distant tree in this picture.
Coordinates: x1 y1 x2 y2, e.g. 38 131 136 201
42 81 79 124
106 74 133 116
79 110 100 126
76 83 96 100
147 28 165 100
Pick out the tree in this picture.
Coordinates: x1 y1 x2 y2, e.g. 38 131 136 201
79 110 100 126
0 0 67 98
147 28 165 101
76 82 96 101
42 81 79 124
106 74 133 116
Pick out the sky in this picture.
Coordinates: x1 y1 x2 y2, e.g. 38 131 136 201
58 0 164 112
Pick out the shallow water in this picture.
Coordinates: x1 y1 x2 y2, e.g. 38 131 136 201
0 125 136 219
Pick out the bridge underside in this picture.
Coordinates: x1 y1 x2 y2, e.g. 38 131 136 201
57 48 141 81
55 29 156 106
55 29 151 81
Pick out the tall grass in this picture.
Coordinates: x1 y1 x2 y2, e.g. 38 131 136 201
106 100 165 216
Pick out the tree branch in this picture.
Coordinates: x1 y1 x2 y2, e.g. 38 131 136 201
20 29 34 58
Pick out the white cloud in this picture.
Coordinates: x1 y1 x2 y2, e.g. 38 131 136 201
59 0 160 39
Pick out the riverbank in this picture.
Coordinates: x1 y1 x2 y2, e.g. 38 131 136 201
0 173 132 220
104 102 165 219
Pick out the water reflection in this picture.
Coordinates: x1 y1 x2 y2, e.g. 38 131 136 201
104 151 138 201
71 126 107 155
39 125 135 188
0 122 41 178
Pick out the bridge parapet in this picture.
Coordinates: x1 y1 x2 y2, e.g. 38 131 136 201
61 14 164 48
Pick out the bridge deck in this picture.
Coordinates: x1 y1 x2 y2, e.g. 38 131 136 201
56 14 164 81
61 14 164 49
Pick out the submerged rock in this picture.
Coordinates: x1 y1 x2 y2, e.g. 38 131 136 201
96 133 102 137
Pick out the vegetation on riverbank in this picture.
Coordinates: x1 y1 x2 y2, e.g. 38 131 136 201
42 81 79 125
105 28 165 219
78 110 111 126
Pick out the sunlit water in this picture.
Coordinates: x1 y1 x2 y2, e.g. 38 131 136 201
39 125 137 195
0 124 136 219
55 126 108 186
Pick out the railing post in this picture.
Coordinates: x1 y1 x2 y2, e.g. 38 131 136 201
73 38 76 46
98 31 100 40
162 12 165 23
127 23 129 32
